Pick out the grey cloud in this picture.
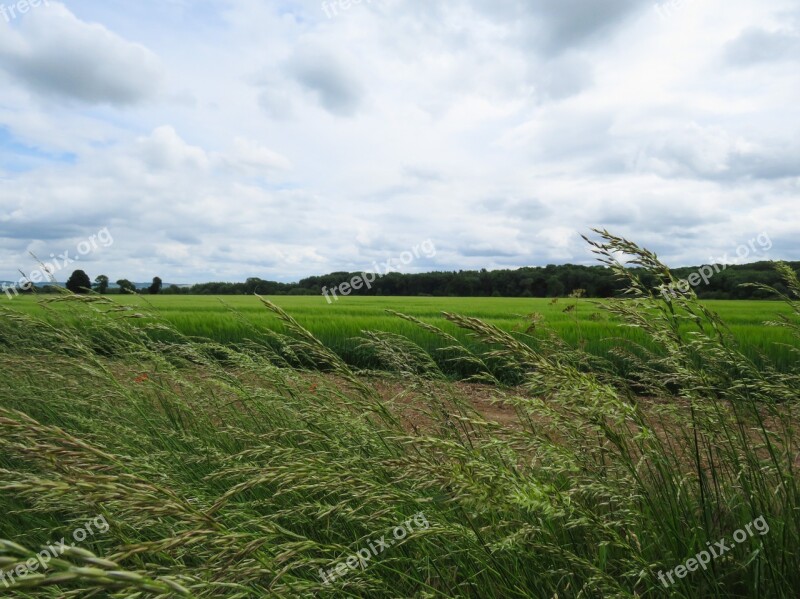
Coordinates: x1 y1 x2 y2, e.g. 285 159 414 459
638 130 800 182
623 207 726 233
589 205 639 227
727 148 800 180
535 54 594 100
479 198 551 221
762 237 800 260
0 222 83 240
529 0 643 56
285 48 364 116
0 4 163 105
725 27 800 65
472 0 643 56
527 110 616 162
167 232 202 245
458 245 520 258
403 166 445 182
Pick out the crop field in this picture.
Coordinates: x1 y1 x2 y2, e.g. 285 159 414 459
6 294 799 374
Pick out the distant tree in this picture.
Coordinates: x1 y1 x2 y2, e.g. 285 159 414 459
66 270 92 294
94 275 109 294
148 277 163 295
116 279 136 294
546 276 565 297
244 277 266 295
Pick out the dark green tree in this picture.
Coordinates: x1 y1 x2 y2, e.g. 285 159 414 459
148 277 163 295
116 279 136 294
66 270 92 294
546 276 565 297
94 275 109 294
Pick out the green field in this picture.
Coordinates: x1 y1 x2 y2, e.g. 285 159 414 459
6 294 799 373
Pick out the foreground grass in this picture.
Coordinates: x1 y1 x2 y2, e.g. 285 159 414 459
0 233 798 597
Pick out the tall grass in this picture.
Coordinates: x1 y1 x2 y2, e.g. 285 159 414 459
0 232 798 597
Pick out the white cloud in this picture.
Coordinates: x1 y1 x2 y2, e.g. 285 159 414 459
0 0 798 283
229 138 292 172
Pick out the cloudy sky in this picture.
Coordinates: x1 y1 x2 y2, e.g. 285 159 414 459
0 0 798 283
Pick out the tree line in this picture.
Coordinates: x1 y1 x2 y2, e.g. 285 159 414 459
19 261 798 300
159 261 800 299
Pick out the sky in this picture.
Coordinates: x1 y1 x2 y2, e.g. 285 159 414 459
0 0 798 284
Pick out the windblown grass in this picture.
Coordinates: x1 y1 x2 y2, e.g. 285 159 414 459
0 232 798 597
